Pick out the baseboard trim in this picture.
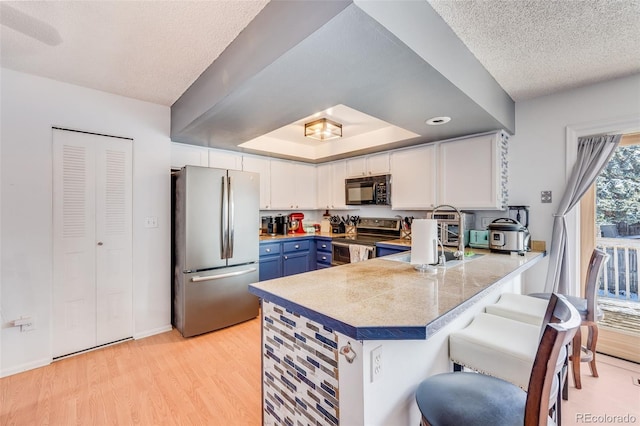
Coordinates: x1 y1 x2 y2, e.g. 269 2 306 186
134 324 172 340
0 358 51 378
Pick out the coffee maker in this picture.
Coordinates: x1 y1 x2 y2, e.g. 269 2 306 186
274 215 288 235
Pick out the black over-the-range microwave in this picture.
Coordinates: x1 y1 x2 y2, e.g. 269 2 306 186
345 174 391 205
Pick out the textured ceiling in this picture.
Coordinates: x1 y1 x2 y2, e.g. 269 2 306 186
427 0 640 101
1 1 637 106
0 1 268 106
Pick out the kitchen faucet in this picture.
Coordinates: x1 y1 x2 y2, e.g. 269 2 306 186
431 204 465 260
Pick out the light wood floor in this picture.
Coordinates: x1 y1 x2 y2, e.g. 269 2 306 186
2 316 639 425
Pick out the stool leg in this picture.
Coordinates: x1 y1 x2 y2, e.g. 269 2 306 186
571 327 582 389
587 323 599 378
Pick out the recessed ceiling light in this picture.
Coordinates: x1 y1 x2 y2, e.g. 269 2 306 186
425 116 451 126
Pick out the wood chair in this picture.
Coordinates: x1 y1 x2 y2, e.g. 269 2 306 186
416 294 581 426
488 248 608 389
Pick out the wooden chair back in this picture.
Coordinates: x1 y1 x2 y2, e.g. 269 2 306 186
584 249 608 322
525 294 581 426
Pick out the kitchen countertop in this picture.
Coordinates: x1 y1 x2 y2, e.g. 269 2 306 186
259 232 344 241
249 250 544 340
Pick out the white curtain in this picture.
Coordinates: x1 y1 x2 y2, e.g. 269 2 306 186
544 134 622 293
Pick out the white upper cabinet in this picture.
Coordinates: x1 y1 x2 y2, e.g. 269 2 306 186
316 163 332 210
170 143 209 168
316 161 351 210
438 131 509 210
270 160 317 210
242 155 271 209
346 152 390 177
331 161 350 209
208 148 242 170
390 145 437 209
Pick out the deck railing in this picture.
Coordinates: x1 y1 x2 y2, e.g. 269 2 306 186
596 237 639 301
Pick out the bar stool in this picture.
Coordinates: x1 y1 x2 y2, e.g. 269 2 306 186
448 294 568 424
417 294 580 426
485 248 608 389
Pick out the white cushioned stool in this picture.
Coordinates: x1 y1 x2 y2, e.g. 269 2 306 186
485 293 548 326
449 300 567 424
449 312 542 389
483 249 609 390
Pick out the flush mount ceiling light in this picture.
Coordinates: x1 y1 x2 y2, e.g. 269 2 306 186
304 118 342 141
425 116 451 126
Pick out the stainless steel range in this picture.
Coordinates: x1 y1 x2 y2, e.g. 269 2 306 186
331 217 402 266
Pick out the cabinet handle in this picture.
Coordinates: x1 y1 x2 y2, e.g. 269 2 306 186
290 205 294 208
265 248 271 253
294 244 299 249
97 242 104 246
284 256 288 260
321 244 327 248
322 256 327 260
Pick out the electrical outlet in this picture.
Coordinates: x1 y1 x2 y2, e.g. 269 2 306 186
371 345 383 382
144 216 158 228
541 191 552 203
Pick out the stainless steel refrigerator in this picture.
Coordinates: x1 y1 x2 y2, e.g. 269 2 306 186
174 165 260 337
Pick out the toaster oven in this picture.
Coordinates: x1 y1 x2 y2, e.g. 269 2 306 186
430 212 475 248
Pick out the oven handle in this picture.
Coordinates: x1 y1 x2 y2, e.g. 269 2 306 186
331 241 376 266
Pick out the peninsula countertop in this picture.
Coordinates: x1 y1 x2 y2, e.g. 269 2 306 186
249 250 545 340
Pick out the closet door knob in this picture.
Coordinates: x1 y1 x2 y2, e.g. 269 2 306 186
97 242 104 246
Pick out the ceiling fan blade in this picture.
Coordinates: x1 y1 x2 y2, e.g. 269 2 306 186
0 3 62 46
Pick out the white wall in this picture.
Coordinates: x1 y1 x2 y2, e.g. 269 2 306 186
509 73 640 293
0 69 172 377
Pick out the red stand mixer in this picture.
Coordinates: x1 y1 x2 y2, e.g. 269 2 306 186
289 212 305 234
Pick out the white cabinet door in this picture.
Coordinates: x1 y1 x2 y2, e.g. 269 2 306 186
243 155 271 209
170 142 208 168
346 153 390 177
319 162 350 210
366 152 390 176
438 132 507 209
390 145 437 209
267 160 318 210
209 148 242 170
294 163 317 209
269 160 294 209
53 129 133 358
331 161 350 209
346 157 367 177
316 163 332 209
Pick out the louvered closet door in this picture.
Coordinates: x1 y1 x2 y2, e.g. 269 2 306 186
53 129 132 358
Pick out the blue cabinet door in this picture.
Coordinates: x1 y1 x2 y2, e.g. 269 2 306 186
283 251 310 277
259 255 282 281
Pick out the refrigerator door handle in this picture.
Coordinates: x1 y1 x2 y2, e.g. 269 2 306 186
228 176 235 258
191 267 257 282
221 175 229 259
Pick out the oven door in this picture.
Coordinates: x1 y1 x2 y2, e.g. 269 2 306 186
331 241 375 265
331 242 351 266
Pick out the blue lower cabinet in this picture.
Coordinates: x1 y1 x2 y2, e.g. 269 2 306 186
316 238 332 269
259 255 282 281
260 237 317 281
283 251 309 276
376 245 410 257
259 242 282 281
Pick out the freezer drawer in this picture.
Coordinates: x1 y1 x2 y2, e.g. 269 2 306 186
175 264 259 337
